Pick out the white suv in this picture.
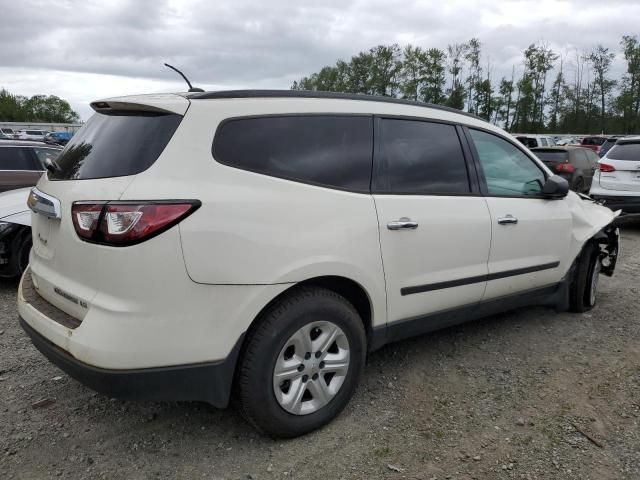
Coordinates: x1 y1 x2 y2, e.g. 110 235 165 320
590 136 640 214
18 91 619 438
14 130 48 142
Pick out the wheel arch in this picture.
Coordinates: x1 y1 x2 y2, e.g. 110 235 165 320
245 275 374 347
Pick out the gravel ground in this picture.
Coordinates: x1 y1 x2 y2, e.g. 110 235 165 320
1 224 639 480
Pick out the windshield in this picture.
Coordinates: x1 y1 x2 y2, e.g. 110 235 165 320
48 111 182 180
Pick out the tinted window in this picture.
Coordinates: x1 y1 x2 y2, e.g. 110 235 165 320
470 129 546 197
540 138 548 146
534 150 568 163
607 143 640 161
0 147 37 170
574 149 589 167
585 150 600 167
214 116 373 192
376 119 469 194
49 112 182 180
583 137 606 146
516 136 538 148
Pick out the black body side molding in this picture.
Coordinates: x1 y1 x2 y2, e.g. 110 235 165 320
401 262 560 296
370 282 566 351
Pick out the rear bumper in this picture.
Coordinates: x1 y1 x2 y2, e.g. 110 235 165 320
591 195 640 214
20 316 243 407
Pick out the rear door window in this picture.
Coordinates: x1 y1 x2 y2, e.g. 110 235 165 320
574 149 589 168
0 147 38 170
213 115 373 192
374 119 470 194
48 111 182 180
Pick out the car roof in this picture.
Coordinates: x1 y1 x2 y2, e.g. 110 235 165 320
616 136 640 144
186 89 485 121
0 140 60 148
531 146 573 153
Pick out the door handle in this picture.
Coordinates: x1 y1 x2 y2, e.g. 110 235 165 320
497 215 518 225
387 217 419 230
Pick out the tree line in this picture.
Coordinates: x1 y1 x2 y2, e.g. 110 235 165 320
292 36 640 134
0 89 80 123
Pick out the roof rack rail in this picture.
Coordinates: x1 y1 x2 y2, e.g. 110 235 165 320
187 90 484 121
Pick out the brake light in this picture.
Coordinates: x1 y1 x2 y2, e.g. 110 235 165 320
72 203 104 240
71 201 200 246
555 162 575 173
598 163 616 173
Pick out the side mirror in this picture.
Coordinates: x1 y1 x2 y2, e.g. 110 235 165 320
542 175 569 199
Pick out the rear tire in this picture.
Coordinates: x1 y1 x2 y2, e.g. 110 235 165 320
573 177 585 193
569 242 601 313
236 286 366 438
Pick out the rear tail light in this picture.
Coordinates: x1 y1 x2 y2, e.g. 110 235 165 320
555 162 575 173
598 163 616 173
71 201 200 246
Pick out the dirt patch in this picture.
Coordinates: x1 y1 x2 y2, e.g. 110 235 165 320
1 225 639 479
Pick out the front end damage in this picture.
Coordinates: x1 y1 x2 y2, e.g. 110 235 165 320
593 223 619 277
567 191 620 277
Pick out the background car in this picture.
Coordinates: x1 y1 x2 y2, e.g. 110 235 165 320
590 136 640 213
0 128 15 140
0 141 61 193
0 187 31 278
598 136 624 158
555 136 580 146
531 146 599 193
580 136 606 154
515 134 557 148
44 131 73 145
13 130 48 141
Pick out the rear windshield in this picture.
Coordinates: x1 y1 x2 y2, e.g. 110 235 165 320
582 137 605 146
516 136 538 148
534 150 568 163
607 143 640 161
48 111 182 180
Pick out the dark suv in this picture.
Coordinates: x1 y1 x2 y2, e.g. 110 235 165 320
531 146 599 193
0 141 61 193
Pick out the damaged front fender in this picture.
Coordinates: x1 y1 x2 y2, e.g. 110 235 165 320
566 192 620 276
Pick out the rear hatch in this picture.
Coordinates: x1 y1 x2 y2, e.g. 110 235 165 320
533 149 570 174
581 136 605 153
598 141 640 192
28 94 188 320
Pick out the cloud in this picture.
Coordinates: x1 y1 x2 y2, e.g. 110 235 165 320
0 0 637 119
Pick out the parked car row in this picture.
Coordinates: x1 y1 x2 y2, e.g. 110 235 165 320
0 128 73 145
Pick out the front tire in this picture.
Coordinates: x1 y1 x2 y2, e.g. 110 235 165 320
236 287 366 438
569 242 601 313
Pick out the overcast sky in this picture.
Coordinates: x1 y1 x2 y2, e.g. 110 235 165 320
1 0 638 120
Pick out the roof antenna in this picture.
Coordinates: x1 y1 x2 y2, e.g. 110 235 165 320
164 63 204 92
